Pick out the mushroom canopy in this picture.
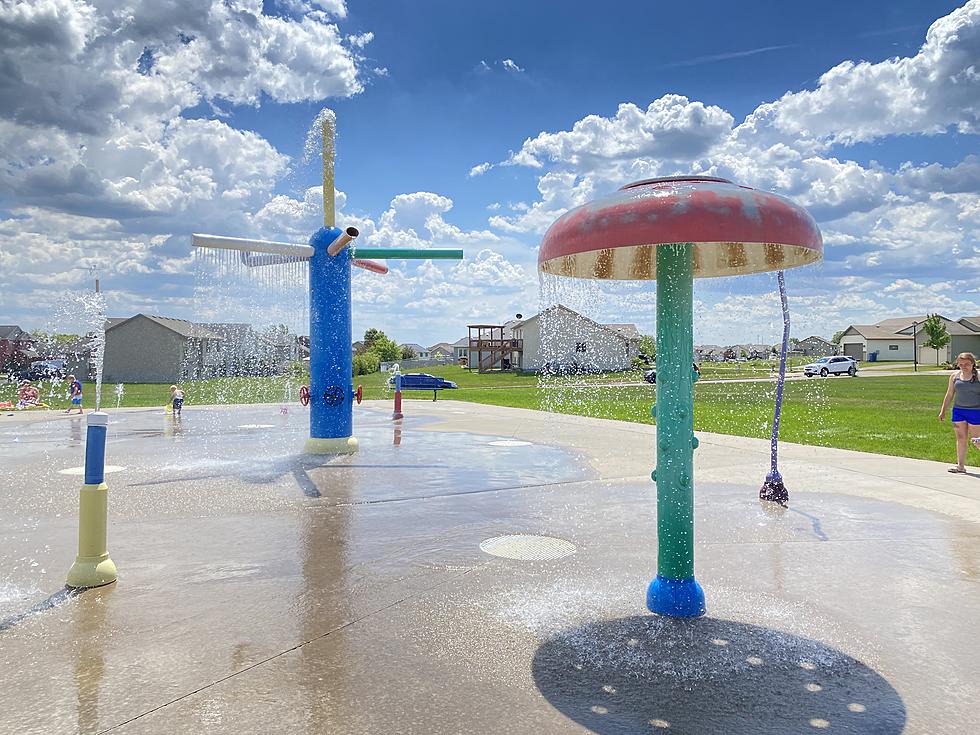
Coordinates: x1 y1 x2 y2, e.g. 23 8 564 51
538 176 822 280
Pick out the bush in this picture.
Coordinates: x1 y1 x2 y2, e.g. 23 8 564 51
353 352 380 376
286 359 308 378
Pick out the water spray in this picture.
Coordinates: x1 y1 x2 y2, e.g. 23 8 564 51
190 109 463 454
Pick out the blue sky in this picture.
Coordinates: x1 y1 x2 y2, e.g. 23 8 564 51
1 0 978 346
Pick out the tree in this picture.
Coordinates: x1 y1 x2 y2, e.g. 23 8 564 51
401 345 417 360
361 328 401 362
371 334 402 362
363 328 384 352
831 330 844 344
921 313 951 365
637 334 656 361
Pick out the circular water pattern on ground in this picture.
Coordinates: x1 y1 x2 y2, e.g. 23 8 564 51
57 465 127 476
532 616 905 734
480 534 577 561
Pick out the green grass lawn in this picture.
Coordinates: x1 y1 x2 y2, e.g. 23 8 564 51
0 376 303 412
4 366 971 466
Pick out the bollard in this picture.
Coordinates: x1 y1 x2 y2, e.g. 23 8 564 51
392 372 404 420
66 412 117 588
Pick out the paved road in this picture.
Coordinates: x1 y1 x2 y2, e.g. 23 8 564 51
449 368 950 391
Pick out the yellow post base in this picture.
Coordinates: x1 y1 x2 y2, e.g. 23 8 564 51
66 482 117 589
304 436 358 454
67 553 117 589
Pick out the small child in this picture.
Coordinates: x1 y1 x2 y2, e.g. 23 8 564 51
170 384 184 417
17 381 40 409
66 374 83 414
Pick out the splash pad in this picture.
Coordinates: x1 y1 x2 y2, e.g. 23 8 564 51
192 111 463 454
538 176 822 617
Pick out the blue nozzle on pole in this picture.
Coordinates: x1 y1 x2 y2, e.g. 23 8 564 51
84 412 108 485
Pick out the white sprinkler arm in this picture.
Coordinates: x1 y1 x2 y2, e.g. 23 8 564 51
192 234 314 258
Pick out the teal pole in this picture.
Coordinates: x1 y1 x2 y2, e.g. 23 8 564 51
351 248 463 260
647 242 705 617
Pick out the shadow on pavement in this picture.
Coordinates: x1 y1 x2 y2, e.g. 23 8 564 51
0 586 83 633
532 615 905 734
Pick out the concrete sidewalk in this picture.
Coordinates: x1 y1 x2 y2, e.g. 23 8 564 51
1 400 978 734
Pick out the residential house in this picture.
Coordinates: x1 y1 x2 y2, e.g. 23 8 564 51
603 323 642 358
256 325 303 372
960 315 980 332
103 315 223 383
452 337 469 364
839 324 913 361
198 323 263 376
951 317 980 360
55 337 96 380
511 305 635 373
466 319 523 372
797 335 836 357
839 315 980 362
399 343 430 359
694 345 725 362
732 343 772 359
196 323 303 376
0 326 36 368
428 342 454 359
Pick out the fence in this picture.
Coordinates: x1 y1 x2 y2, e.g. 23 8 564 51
380 356 456 372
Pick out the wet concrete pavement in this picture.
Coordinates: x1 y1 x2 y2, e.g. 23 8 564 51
1 401 978 734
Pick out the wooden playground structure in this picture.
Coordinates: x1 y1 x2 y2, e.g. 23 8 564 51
467 324 523 373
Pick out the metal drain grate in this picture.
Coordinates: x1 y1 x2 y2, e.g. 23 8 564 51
479 534 576 561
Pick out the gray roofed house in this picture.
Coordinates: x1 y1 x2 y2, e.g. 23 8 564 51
510 305 634 372
604 323 641 342
843 325 914 341
694 344 725 361
0 325 36 366
959 316 980 333
733 343 772 359
452 337 469 361
797 335 836 357
0 326 29 340
103 314 223 383
399 343 429 359
839 314 980 362
428 342 454 358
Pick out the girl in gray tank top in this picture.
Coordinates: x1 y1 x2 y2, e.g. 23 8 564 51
953 373 980 408
940 352 980 473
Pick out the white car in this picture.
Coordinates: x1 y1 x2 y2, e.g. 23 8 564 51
803 356 857 377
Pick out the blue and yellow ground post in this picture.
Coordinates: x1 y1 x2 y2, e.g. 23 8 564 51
66 411 117 588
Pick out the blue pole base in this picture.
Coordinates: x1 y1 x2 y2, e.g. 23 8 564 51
646 574 706 618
